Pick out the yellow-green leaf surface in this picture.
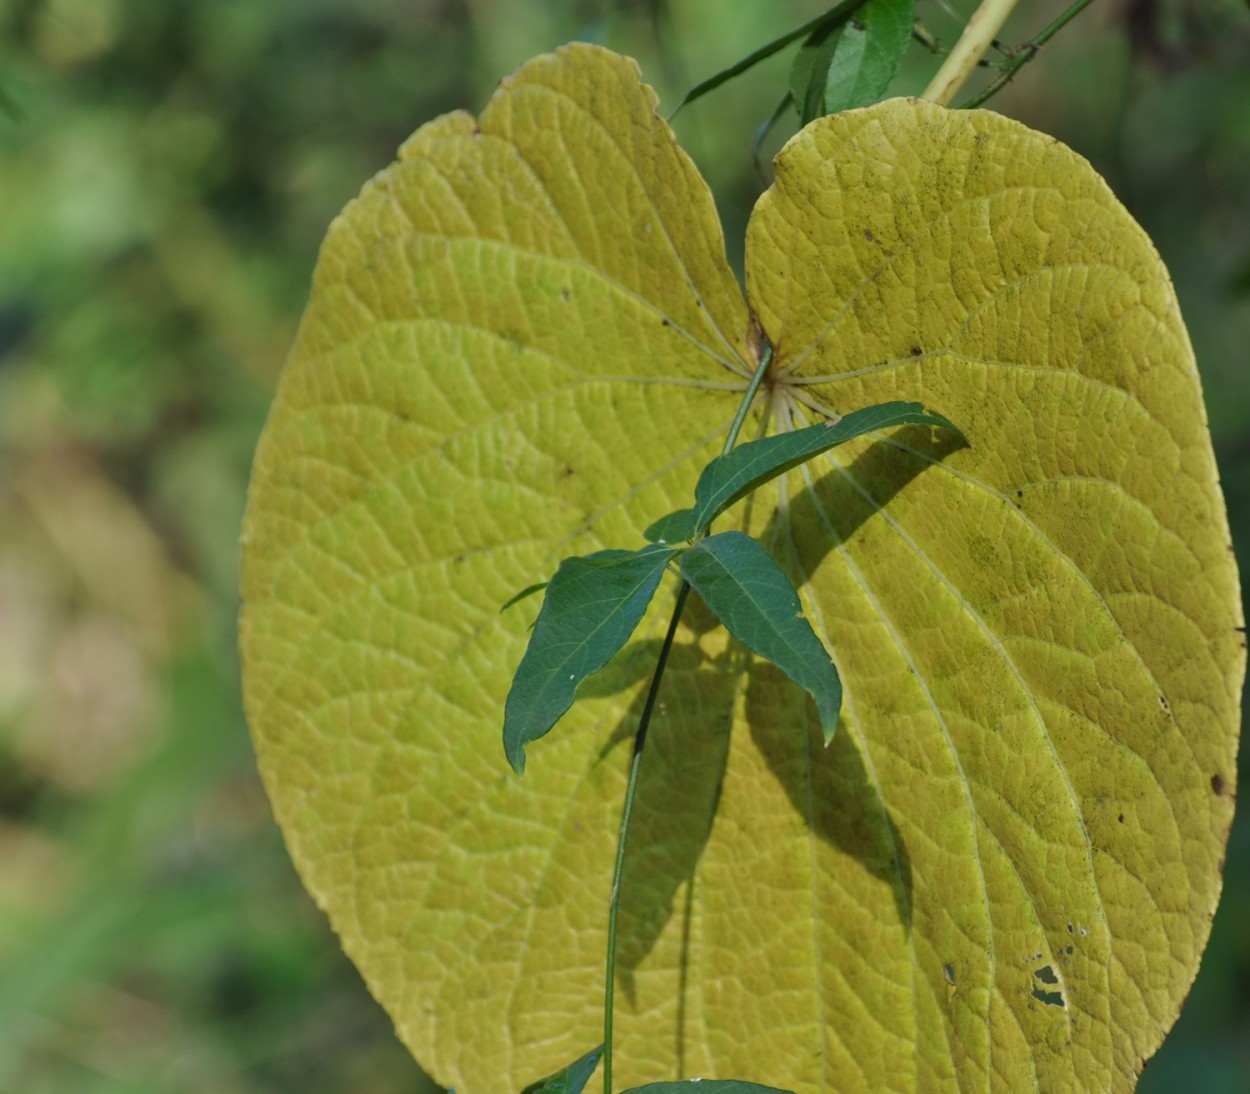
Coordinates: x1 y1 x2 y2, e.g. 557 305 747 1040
240 45 1244 1092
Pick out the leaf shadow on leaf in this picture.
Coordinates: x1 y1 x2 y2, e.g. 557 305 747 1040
574 427 958 1062
588 610 745 1032
744 658 913 932
767 424 966 586
739 423 969 931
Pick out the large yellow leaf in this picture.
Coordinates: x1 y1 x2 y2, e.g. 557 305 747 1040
240 44 1244 1092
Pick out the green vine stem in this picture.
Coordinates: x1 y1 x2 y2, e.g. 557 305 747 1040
921 0 1020 105
602 343 773 1091
958 0 1097 109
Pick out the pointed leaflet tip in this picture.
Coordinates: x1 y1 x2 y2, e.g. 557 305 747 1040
520 1044 604 1094
502 544 678 774
679 531 842 742
500 581 549 613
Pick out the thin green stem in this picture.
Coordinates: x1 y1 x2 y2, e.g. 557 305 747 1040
958 0 1097 109
602 579 690 1093
722 343 773 457
602 345 772 1091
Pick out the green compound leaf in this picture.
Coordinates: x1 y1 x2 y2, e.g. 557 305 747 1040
620 1082 794 1093
680 531 842 743
520 1044 604 1094
504 544 677 774
791 0 913 123
643 507 696 545
690 401 963 536
241 44 1244 1092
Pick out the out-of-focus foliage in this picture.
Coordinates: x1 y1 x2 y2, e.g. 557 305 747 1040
0 0 1246 1090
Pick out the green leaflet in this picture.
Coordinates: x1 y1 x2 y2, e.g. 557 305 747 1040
690 401 964 536
643 507 696 545
790 18 846 125
503 544 678 774
679 531 842 743
791 0 914 122
520 1044 604 1094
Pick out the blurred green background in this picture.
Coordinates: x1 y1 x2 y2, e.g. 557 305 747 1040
0 1 1246 1090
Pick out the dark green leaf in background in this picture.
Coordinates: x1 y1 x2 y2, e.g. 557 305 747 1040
690 401 964 536
503 544 678 773
520 1044 604 1094
679 531 842 742
790 17 847 125
671 0 868 116
790 0 914 122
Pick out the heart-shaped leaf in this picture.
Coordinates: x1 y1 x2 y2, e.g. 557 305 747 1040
240 44 1244 1092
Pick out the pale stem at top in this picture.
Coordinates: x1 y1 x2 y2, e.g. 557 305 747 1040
921 0 1021 105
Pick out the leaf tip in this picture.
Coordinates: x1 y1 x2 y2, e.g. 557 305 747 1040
504 735 527 776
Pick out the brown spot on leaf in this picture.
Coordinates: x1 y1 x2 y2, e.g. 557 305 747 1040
1211 773 1226 795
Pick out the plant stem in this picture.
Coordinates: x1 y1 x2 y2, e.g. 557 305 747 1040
920 0 1020 105
722 342 773 457
958 0 1096 109
602 344 772 1091
602 578 690 1094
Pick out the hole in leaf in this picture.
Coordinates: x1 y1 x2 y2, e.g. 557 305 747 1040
1031 987 1066 1008
1033 964 1059 985
943 963 956 985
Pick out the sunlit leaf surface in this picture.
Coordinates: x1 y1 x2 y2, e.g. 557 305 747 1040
240 45 1244 1092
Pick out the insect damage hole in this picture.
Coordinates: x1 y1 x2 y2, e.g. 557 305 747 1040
1031 964 1066 1008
